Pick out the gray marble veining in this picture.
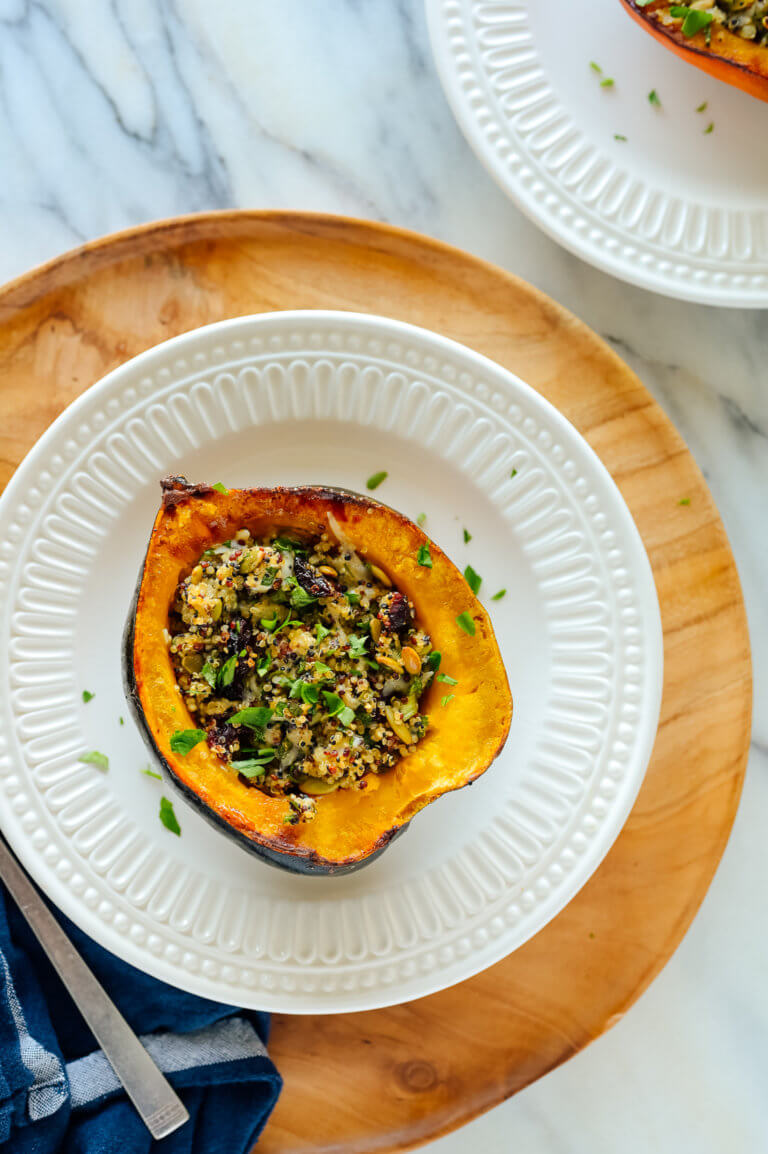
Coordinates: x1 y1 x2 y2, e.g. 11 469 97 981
0 2 764 1150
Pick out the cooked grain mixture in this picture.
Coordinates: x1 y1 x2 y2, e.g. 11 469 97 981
659 1 768 44
168 528 438 823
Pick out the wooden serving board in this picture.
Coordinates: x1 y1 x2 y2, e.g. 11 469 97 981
0 213 751 1154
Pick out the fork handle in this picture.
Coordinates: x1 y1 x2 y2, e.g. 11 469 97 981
0 836 189 1140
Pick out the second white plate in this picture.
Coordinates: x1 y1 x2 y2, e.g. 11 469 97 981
427 0 768 306
0 311 662 1012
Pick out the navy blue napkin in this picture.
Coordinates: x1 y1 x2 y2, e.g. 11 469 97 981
0 884 282 1152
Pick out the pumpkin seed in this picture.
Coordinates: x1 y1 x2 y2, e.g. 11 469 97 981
401 646 421 676
190 565 203 583
369 564 392 587
376 654 404 673
385 705 414 745
297 775 339 796
369 617 381 643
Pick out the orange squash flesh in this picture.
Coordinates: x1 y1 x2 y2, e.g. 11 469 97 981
125 481 513 874
620 1 768 102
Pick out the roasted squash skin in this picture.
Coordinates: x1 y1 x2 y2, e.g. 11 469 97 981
619 1 768 102
124 478 513 875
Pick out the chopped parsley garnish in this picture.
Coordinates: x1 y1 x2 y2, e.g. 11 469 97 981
456 612 476 637
201 662 217 689
366 470 388 491
441 694 454 708
614 134 627 142
463 565 482 595
510 468 518 479
257 656 272 677
230 706 273 729
491 589 507 601
170 729 206 755
142 766 162 780
314 660 333 677
679 497 691 506
463 528 472 543
427 651 442 671
300 682 319 706
290 585 317 610
315 622 331 640
273 536 304 552
260 616 278 631
159 796 181 836
600 77 615 88
322 691 344 716
79 750 109 771
416 543 432 568
417 512 427 527
82 690 94 703
338 706 355 727
348 634 368 657
590 61 602 73
436 673 457 685
119 716 124 726
703 122 714 134
217 655 237 689
212 482 228 494
669 5 714 37
648 89 661 107
696 101 708 113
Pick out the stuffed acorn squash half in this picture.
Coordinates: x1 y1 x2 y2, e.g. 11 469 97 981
620 1 768 102
124 477 512 875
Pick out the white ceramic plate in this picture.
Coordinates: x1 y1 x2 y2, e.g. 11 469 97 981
426 0 768 306
0 311 662 1013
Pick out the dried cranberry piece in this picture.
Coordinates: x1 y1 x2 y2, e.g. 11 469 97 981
379 591 412 635
294 556 333 598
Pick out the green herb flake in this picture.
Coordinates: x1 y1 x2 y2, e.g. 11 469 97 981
670 5 714 37
260 616 278 631
290 585 317 610
427 651 442 671
346 591 360 605
590 61 602 74
510 468 518 479
169 729 206 756
201 662 217 689
614 134 628 142
322 691 344 717
82 690 94 703
416 543 432 568
600 77 615 88
79 750 109 771
703 121 714 134
257 656 272 677
463 528 472 544
696 101 708 113
366 470 388 491
314 660 333 677
417 512 427 527
300 682 319 706
441 694 455 708
338 706 356 727
648 88 661 107
142 766 162 781
230 706 273 729
119 716 125 726
348 634 368 657
456 612 476 637
491 589 507 601
159 796 181 836
463 564 482 595
436 673 458 685
217 655 237 689
212 482 228 494
679 497 691 506
315 622 332 640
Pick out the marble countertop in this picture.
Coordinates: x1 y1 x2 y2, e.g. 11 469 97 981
0 1 764 1150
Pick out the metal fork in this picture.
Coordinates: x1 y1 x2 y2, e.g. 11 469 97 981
0 835 189 1140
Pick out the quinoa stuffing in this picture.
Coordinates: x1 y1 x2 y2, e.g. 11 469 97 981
655 1 768 45
168 527 439 824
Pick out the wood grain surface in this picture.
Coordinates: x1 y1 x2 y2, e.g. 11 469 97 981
0 212 752 1154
